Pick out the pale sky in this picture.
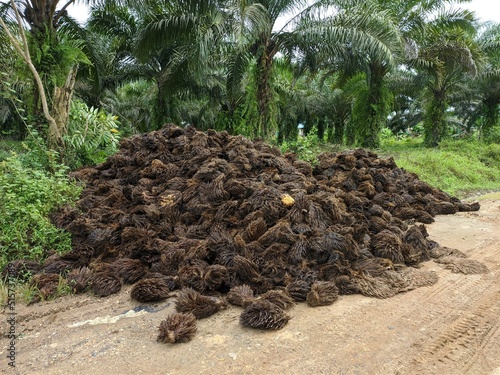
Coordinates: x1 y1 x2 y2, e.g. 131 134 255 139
67 0 500 25
462 0 500 23
67 2 89 23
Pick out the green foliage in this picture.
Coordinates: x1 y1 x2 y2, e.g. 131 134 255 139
379 127 398 143
32 31 91 89
281 128 318 164
380 138 500 197
379 127 424 149
0 151 81 271
484 125 500 144
102 80 157 135
214 61 260 137
280 127 335 165
411 8 480 147
0 70 32 140
63 100 121 169
0 139 24 160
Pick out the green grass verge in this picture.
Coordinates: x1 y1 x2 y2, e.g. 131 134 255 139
377 139 500 198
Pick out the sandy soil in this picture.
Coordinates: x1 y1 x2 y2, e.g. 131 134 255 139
2 193 499 375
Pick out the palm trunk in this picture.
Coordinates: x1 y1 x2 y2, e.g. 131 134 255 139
424 88 447 147
359 63 388 148
346 122 356 146
482 97 499 138
51 65 78 145
331 115 346 144
256 45 274 138
317 118 325 140
153 80 173 128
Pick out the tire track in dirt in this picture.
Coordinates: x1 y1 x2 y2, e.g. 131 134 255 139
462 300 500 374
411 288 500 374
386 199 500 375
394 239 500 374
16 297 101 324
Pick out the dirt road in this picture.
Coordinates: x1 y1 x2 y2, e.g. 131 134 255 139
2 193 499 375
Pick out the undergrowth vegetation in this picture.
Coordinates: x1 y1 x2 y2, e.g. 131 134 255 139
0 146 82 271
62 100 122 169
279 127 343 164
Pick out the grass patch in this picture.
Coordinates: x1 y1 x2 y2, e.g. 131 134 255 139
378 139 500 198
0 274 71 305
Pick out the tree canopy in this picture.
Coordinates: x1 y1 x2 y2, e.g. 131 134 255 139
1 0 499 152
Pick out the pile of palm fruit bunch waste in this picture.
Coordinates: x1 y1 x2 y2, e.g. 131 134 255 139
5 124 485 343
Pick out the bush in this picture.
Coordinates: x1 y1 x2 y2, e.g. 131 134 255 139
484 126 500 144
0 152 81 271
280 127 325 164
62 100 121 169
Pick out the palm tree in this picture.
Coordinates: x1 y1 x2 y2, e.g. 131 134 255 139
82 2 151 109
386 68 426 135
232 0 403 140
411 8 481 146
452 22 500 140
0 0 93 146
327 76 363 145
101 79 156 134
337 0 468 148
332 0 403 148
475 23 500 138
86 0 244 132
0 12 31 140
271 59 311 142
132 0 229 127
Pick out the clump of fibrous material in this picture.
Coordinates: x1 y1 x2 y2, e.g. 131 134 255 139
3 124 484 342
157 312 197 343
